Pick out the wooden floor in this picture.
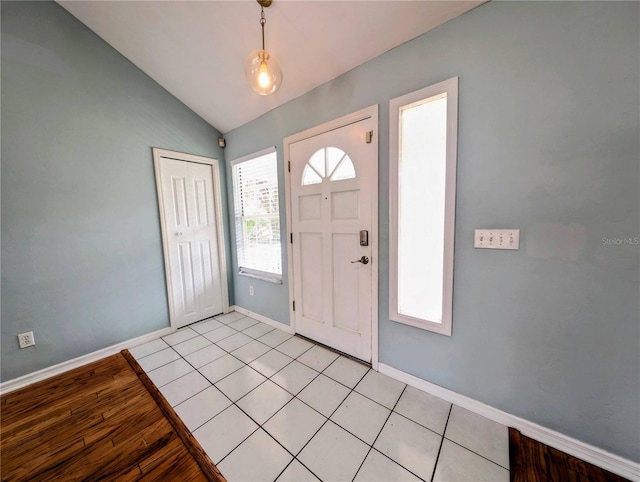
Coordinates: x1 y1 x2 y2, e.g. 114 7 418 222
509 428 630 482
1 352 225 481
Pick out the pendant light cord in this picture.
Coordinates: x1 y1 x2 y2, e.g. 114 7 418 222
260 6 266 51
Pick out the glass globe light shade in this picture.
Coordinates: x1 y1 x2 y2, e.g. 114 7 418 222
245 49 282 95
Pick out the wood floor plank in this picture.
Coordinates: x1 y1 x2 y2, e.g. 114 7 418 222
110 416 171 450
3 358 130 412
138 436 209 481
2 404 105 449
141 446 210 481
35 431 176 481
509 428 630 482
1 412 104 464
84 405 160 447
0 352 223 482
2 437 87 481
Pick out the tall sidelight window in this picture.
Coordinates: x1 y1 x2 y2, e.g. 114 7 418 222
389 77 458 336
231 147 282 281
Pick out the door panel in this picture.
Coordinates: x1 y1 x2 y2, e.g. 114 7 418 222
197 240 216 311
171 177 188 228
289 117 376 361
300 233 324 322
332 233 360 332
177 242 197 316
332 190 359 220
159 158 224 328
299 194 322 221
193 179 209 226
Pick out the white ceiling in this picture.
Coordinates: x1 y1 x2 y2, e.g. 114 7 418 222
58 1 484 133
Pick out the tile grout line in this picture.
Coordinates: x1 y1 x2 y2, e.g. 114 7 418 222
146 321 326 399
169 331 396 481
214 340 323 478
350 396 398 480
285 359 372 482
392 410 448 439
138 320 240 373
444 437 511 472
267 355 368 478
135 317 269 470
214 425 261 468
262 343 426 480
141 317 465 482
351 384 418 482
197 347 289 467
430 404 453 482
202 337 296 394
267 348 347 446
142 320 292 433
272 458 297 482
170 322 292 393
152 335 369 476
212 338 315 419
129 338 170 359
229 338 318 403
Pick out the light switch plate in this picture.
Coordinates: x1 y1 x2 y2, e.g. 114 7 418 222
474 229 520 250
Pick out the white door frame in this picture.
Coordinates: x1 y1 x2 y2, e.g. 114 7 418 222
283 105 379 369
153 148 230 331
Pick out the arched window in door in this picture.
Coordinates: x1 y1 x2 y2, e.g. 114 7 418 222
302 147 355 185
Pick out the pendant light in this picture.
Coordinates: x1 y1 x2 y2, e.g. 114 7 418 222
245 0 282 95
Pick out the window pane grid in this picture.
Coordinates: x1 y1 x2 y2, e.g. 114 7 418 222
302 147 355 185
232 149 282 277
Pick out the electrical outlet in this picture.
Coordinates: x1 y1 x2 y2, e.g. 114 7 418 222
249 285 254 296
474 229 520 250
18 331 35 349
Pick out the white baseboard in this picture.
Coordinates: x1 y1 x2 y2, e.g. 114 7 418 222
378 363 640 481
231 305 294 334
0 327 172 395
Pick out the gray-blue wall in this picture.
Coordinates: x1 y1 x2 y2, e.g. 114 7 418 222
224 2 639 461
1 1 232 381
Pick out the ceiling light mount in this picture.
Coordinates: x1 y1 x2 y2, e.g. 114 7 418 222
245 0 282 95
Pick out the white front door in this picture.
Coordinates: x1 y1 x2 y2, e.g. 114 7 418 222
289 114 377 362
155 152 227 328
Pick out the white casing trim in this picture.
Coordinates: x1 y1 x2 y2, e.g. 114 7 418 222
0 328 172 395
283 105 380 369
231 305 294 334
378 363 640 481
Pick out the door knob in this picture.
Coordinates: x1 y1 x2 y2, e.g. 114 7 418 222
351 256 369 265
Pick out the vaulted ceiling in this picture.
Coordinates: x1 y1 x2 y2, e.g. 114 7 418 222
59 1 484 133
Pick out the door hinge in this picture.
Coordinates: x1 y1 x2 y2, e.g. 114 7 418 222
365 130 374 144
288 161 291 172
292 300 296 311
290 233 293 244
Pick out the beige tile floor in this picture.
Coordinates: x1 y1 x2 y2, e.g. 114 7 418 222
130 311 510 482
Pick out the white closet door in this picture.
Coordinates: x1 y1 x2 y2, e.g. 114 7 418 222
159 157 224 328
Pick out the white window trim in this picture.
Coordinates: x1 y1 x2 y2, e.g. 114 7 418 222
236 267 283 284
389 77 458 336
231 146 283 283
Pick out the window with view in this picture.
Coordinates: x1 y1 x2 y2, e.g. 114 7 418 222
231 147 282 281
389 77 458 336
